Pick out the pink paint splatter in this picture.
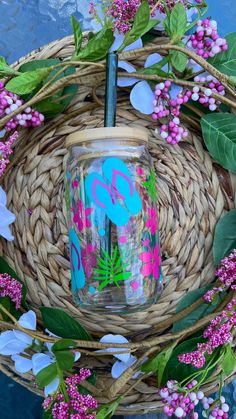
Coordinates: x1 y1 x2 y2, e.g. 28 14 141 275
132 281 139 290
72 179 79 188
137 167 143 176
119 236 127 244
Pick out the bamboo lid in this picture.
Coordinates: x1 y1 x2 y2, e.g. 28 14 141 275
66 126 149 147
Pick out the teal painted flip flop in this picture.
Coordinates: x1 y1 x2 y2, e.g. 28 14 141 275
85 172 130 226
103 157 142 216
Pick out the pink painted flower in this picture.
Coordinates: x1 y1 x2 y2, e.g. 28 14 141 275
139 244 161 279
146 207 158 235
142 237 150 247
81 244 97 279
72 179 79 188
73 200 93 232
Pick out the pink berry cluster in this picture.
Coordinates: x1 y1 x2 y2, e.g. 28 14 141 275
204 249 236 303
160 379 205 418
159 380 230 418
109 0 140 33
187 19 228 59
0 273 23 309
0 130 18 177
178 298 236 368
43 369 97 419
0 80 44 131
191 74 225 111
156 0 202 14
152 81 190 144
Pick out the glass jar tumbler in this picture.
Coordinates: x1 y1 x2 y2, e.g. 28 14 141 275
65 127 162 313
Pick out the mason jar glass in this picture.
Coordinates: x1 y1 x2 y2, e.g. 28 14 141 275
65 127 162 313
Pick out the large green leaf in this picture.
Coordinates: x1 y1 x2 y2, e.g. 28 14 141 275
36 363 58 388
213 209 236 264
18 59 60 73
221 345 236 377
118 1 150 51
96 397 123 419
169 3 187 39
77 28 114 61
201 113 236 172
171 50 188 72
40 307 92 341
0 56 20 76
71 16 83 55
208 33 236 75
142 343 176 387
6 68 52 95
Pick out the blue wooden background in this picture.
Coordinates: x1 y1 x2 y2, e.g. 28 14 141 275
0 1 235 418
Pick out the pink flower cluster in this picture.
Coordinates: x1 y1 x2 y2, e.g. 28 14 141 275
109 0 140 33
191 75 225 111
43 369 97 419
152 81 190 144
0 130 18 177
0 273 23 309
159 380 229 418
157 0 203 14
0 81 44 131
179 298 236 368
204 249 236 303
187 19 228 59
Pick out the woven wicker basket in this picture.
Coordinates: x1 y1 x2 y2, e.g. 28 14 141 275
0 34 235 415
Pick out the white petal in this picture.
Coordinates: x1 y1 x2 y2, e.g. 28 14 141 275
187 7 197 23
0 331 27 355
112 355 138 379
12 354 33 373
110 33 125 52
170 84 183 100
145 53 162 68
117 61 138 87
45 328 60 338
45 377 60 396
124 38 143 52
0 129 6 138
100 334 130 363
45 342 54 353
13 330 33 346
74 352 81 362
151 12 165 31
0 225 14 241
130 81 155 114
0 205 15 227
19 310 37 331
32 353 53 375
0 186 6 206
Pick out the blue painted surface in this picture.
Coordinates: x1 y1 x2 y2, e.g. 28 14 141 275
0 1 235 418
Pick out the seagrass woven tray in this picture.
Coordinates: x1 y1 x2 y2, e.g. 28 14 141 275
0 34 235 415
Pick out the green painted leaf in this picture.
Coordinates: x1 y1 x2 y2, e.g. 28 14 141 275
142 343 177 387
222 345 236 376
171 50 188 72
169 3 187 38
201 113 236 173
142 170 157 200
77 28 114 61
173 285 225 332
40 307 92 341
115 272 132 280
213 209 236 264
96 397 123 419
208 32 236 75
118 1 150 51
6 68 52 95
36 363 58 388
71 16 83 54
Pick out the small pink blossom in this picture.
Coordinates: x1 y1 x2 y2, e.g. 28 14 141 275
0 273 22 309
142 238 150 246
139 243 161 279
72 179 79 188
73 200 93 232
81 244 97 279
146 207 158 235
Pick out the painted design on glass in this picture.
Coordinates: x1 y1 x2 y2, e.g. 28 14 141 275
139 243 161 280
65 174 71 214
81 244 97 279
69 228 86 292
94 246 132 291
146 207 158 235
142 170 157 200
72 199 93 232
85 157 142 227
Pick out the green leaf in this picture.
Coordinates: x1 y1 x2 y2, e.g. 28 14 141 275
201 113 236 173
54 350 74 371
142 343 177 387
221 345 236 376
162 337 206 383
18 59 60 73
0 57 20 76
77 28 114 61
213 209 236 264
96 397 123 419
208 32 236 75
36 363 58 388
169 3 187 39
6 68 52 95
43 409 53 419
71 16 83 55
0 297 11 321
171 51 188 72
52 338 76 352
40 307 92 341
0 56 7 66
118 1 150 51
140 57 169 77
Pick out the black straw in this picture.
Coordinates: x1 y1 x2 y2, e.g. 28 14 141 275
104 52 118 128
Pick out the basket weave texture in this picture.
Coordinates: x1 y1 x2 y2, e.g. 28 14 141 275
0 35 236 415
